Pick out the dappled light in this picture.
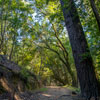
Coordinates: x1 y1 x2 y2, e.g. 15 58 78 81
0 0 100 100
42 93 52 97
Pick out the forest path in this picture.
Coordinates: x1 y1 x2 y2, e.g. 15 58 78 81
32 86 76 100
0 86 78 100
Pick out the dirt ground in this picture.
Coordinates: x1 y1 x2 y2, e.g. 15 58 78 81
0 86 79 100
30 86 76 100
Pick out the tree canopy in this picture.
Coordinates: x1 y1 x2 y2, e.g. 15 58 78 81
0 0 100 99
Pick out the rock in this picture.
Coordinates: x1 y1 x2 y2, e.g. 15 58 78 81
71 91 77 96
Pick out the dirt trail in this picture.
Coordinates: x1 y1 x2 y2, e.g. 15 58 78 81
0 86 77 100
31 86 75 100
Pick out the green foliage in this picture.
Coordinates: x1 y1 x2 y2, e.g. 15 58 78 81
0 0 100 90
63 85 80 93
76 0 100 79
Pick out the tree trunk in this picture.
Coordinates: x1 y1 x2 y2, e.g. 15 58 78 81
52 24 77 86
9 34 16 61
45 45 77 86
0 0 4 53
89 0 100 31
60 0 99 99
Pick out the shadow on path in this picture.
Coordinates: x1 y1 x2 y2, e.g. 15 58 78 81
31 86 73 100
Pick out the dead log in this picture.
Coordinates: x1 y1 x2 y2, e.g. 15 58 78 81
0 55 39 99
0 55 21 73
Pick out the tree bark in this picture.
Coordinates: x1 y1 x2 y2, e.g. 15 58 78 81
60 0 99 99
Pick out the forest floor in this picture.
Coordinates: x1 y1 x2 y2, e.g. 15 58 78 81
25 86 79 100
0 86 79 100
32 86 75 100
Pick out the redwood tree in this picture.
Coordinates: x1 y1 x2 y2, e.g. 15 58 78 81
60 0 99 99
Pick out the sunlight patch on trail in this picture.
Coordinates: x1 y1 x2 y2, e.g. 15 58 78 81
42 93 52 97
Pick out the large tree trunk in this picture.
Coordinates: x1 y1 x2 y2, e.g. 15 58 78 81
60 0 99 99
